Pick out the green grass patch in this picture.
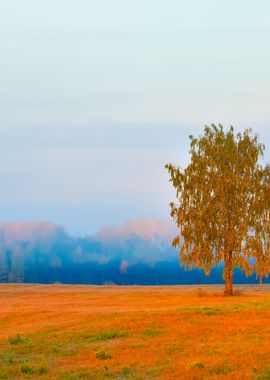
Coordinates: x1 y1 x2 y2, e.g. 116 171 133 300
202 306 223 316
118 367 133 378
0 352 15 364
56 370 97 380
176 301 270 314
212 362 232 375
0 367 20 380
93 329 128 341
55 366 134 380
255 366 270 380
103 366 134 378
9 334 30 346
50 342 80 356
21 362 34 375
142 328 165 337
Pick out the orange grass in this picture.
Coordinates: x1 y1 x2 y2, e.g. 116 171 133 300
1 284 270 379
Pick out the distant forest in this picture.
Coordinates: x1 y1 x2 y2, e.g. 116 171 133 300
0 221 265 285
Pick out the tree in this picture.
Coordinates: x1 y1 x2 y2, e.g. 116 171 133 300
166 124 270 296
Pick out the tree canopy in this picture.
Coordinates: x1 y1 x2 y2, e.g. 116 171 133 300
166 124 270 295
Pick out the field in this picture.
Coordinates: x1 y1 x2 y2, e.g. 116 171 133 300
1 285 270 379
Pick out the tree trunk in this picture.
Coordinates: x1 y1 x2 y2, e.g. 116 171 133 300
224 275 233 296
224 251 234 296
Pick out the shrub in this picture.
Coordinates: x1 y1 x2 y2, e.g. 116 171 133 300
9 334 28 345
190 361 205 369
95 349 112 360
21 362 34 374
39 365 48 374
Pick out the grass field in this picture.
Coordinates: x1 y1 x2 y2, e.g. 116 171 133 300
1 284 270 379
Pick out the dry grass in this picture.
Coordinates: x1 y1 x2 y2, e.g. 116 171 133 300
0 284 270 379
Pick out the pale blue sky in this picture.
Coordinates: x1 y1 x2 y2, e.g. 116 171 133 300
0 1 270 234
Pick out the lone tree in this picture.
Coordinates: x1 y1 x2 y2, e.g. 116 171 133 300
166 124 270 296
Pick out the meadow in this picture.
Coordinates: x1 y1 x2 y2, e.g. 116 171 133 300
1 284 270 379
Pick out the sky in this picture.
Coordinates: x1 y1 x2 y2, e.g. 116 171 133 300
0 1 270 235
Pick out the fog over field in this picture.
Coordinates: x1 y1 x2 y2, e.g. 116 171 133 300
0 219 264 285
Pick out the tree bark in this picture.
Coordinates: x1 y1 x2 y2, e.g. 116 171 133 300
224 251 234 296
224 274 233 296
